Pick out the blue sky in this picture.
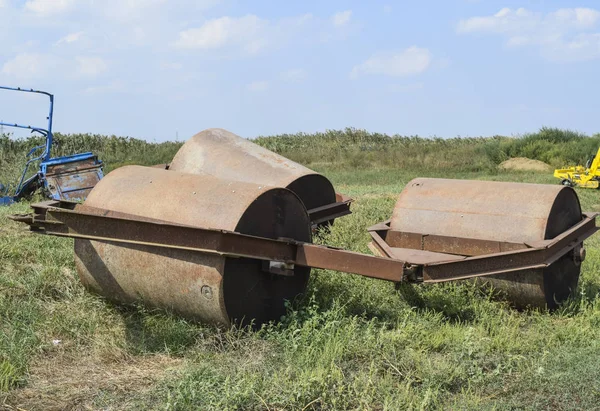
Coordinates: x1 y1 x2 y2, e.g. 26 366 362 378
1 0 599 141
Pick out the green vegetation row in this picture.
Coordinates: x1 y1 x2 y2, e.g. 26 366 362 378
256 127 600 171
0 133 182 186
0 127 598 183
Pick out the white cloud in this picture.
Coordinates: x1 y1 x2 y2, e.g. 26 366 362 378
281 68 306 82
389 82 424 93
551 8 600 29
117 0 167 9
76 56 108 77
351 47 432 78
458 7 600 61
55 31 84 45
160 61 183 70
174 15 267 53
1 53 59 79
2 53 106 80
24 0 76 15
545 32 600 62
98 0 194 22
83 80 125 95
332 10 352 27
172 13 316 56
247 80 268 92
457 7 600 34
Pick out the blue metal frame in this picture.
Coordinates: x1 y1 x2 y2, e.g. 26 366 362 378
0 86 56 200
0 85 104 205
0 86 54 161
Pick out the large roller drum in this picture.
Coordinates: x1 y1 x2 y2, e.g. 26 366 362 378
391 178 583 308
169 128 336 211
74 166 312 326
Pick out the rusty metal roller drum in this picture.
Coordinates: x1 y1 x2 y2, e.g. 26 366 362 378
169 128 336 211
74 165 312 326
391 178 583 308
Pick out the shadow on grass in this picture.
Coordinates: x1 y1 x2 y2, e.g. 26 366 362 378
305 273 478 325
396 283 478 324
111 304 208 355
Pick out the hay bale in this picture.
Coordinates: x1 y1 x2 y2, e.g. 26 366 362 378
498 157 552 172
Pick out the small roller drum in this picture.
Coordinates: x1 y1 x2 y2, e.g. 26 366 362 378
391 178 583 309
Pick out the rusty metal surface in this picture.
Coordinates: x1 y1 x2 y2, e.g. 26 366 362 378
296 244 406 282
45 158 103 201
84 166 270 229
367 225 395 259
387 248 465 265
45 158 98 175
169 128 337 211
371 212 594 309
391 178 581 243
23 201 407 283
38 206 299 261
14 198 597 305
76 166 312 326
76 239 229 324
10 174 597 317
385 231 528 256
307 195 352 227
367 215 595 277
390 178 586 308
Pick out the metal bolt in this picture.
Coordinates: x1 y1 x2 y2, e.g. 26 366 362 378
201 285 213 300
574 246 586 265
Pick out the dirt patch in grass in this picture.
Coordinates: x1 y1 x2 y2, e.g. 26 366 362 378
3 354 183 410
498 157 552 172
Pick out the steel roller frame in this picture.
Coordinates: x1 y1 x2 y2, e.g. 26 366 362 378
10 200 597 286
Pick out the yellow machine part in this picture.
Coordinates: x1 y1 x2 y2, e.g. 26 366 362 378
554 147 600 189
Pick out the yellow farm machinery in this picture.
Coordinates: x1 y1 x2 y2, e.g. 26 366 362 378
554 147 600 188
9 128 598 327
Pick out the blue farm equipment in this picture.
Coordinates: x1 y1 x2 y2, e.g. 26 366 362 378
0 86 103 205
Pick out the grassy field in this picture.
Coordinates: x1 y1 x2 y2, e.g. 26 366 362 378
2 129 600 409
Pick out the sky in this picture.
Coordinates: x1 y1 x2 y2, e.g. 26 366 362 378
1 0 600 141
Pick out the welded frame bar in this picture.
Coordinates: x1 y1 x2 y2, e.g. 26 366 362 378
384 231 528 256
307 194 353 226
14 201 407 281
367 215 597 282
368 221 527 256
10 202 598 285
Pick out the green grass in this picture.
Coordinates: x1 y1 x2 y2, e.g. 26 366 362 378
2 129 600 409
1 126 600 188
